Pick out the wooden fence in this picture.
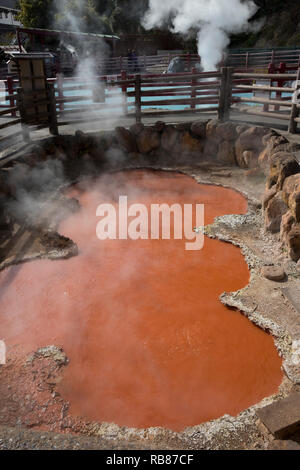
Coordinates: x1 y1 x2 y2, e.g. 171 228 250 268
65 49 300 75
226 49 300 70
231 69 300 133
2 48 299 79
0 78 23 151
1 67 300 157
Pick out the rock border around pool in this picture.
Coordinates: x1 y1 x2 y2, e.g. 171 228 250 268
1 119 300 264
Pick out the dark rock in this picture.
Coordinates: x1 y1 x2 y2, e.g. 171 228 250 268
136 128 160 154
216 121 238 141
190 120 207 139
115 127 137 153
40 231 78 259
287 225 300 261
242 150 258 168
161 126 179 153
263 186 277 210
267 152 300 190
217 141 236 164
153 121 166 133
174 122 191 132
265 191 288 233
280 210 296 245
179 132 203 155
235 126 270 168
206 120 221 141
129 123 144 136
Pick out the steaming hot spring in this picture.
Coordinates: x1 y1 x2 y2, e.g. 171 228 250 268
0 131 284 434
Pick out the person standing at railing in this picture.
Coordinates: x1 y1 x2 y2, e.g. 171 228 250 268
127 49 133 73
132 50 139 73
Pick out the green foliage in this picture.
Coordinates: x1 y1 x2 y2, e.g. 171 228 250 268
17 0 54 29
17 0 149 35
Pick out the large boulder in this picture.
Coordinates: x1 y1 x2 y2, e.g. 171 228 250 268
282 173 300 223
265 191 288 233
115 127 137 153
263 186 277 210
153 121 166 133
190 120 207 139
203 139 219 159
175 122 191 133
267 153 300 190
136 128 160 154
235 126 270 168
258 135 289 168
161 126 180 153
217 141 236 164
280 210 296 245
177 132 203 156
206 120 222 141
243 150 258 169
287 225 300 261
215 121 238 141
239 126 271 148
129 122 144 136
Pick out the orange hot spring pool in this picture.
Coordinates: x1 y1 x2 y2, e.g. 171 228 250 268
0 170 283 432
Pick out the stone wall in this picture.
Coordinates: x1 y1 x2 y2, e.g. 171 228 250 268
1 119 300 261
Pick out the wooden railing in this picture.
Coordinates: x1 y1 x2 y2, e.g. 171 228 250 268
0 79 23 151
226 49 300 70
1 66 300 158
64 49 300 75
49 69 223 129
231 69 300 132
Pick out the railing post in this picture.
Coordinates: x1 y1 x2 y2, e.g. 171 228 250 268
271 50 275 65
56 73 64 113
6 77 16 117
135 74 142 124
274 62 286 112
121 70 128 115
218 67 233 122
289 67 300 134
191 67 197 111
245 52 249 71
17 87 30 142
187 52 191 71
47 83 59 136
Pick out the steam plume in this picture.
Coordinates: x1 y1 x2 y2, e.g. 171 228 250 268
143 0 258 71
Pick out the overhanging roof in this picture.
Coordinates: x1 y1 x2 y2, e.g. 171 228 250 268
9 52 53 59
16 27 120 41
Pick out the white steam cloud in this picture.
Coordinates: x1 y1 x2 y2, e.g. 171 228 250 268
53 0 125 130
143 0 257 71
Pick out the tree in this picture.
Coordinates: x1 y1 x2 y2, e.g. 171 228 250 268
17 0 54 29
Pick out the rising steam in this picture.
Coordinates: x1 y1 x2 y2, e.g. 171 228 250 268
143 0 258 71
